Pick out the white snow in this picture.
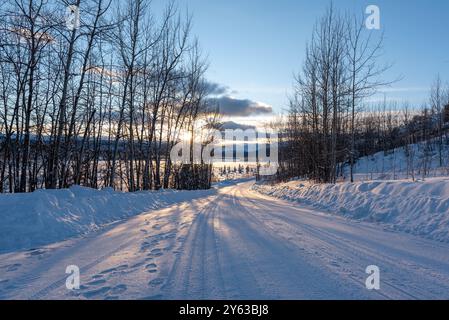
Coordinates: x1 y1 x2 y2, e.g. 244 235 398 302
345 138 449 181
253 178 449 243
2 180 449 300
252 138 449 243
0 185 214 253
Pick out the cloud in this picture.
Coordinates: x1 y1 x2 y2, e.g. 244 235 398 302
204 81 229 96
213 96 273 117
203 81 273 117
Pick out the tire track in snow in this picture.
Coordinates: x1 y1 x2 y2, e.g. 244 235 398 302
209 196 227 299
240 191 396 299
243 189 418 299
229 187 369 299
216 189 273 299
162 193 225 299
247 186 446 299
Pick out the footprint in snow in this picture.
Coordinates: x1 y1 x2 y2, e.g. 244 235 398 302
141 239 160 250
100 264 129 275
130 261 146 269
140 243 151 251
145 257 155 262
0 279 9 286
146 263 158 273
110 284 127 295
330 261 341 267
82 286 111 298
27 249 48 257
149 252 163 258
0 264 21 272
148 278 165 287
149 248 163 257
86 279 107 286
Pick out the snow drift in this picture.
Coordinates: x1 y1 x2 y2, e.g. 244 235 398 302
0 186 214 253
253 178 449 242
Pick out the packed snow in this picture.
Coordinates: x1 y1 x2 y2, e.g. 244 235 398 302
0 185 215 253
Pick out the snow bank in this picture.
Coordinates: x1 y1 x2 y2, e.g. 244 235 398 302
253 178 449 242
0 186 213 253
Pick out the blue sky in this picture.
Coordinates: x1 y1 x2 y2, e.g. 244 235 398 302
152 0 449 115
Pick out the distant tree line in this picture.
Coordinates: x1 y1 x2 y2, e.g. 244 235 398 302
0 0 219 193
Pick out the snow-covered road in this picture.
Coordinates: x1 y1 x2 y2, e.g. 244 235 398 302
1 180 449 300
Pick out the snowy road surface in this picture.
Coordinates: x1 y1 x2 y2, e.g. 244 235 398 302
1 180 449 300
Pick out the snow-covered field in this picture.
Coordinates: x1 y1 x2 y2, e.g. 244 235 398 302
0 186 216 253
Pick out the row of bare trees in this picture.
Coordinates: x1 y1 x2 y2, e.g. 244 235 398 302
0 0 218 193
278 5 449 183
280 89 449 183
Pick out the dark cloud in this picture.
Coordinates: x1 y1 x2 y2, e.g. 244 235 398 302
220 121 256 131
204 81 229 95
213 96 273 117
